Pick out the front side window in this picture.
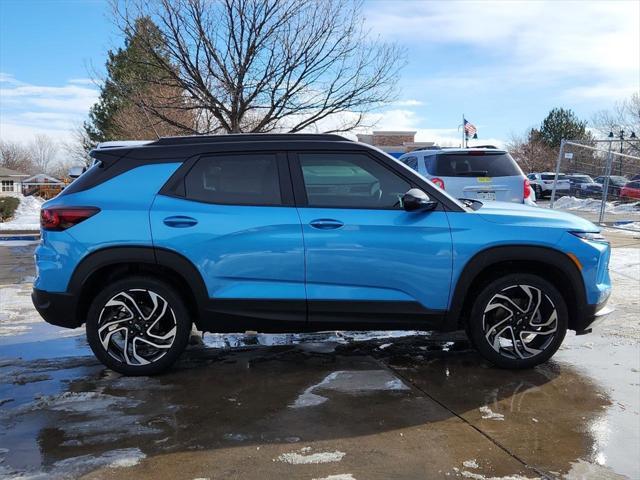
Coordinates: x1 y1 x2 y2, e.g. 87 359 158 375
185 154 281 205
1 180 14 192
299 153 410 209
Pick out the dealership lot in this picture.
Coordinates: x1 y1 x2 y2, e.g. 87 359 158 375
0 230 638 479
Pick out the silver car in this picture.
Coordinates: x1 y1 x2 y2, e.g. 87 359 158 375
398 147 535 205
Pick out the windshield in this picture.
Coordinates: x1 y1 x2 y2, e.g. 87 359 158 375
427 152 522 177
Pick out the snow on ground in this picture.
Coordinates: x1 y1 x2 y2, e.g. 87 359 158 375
553 196 640 215
0 195 44 231
291 370 409 409
0 448 146 479
0 284 42 336
276 447 346 465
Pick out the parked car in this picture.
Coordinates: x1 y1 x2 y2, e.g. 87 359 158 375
33 134 612 375
398 147 535 205
620 180 640 200
566 174 602 197
527 172 571 199
593 175 629 198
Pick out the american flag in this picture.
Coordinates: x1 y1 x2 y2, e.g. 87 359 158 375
464 119 477 136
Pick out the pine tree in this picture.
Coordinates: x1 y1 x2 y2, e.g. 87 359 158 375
84 17 191 145
538 108 590 148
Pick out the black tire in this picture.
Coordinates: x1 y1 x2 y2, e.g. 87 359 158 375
466 273 568 369
533 184 542 199
86 276 192 375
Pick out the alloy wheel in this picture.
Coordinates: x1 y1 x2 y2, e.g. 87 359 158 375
97 289 177 366
482 284 558 360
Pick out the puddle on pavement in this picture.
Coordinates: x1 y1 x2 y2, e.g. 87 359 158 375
0 335 632 479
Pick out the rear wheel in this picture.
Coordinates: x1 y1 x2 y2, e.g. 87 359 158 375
532 184 542 198
86 277 191 375
466 273 568 369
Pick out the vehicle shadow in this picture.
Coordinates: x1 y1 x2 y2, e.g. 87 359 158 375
0 333 610 478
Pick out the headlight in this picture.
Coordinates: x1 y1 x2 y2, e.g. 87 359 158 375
570 231 609 243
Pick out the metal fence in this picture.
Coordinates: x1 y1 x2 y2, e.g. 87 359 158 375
549 139 640 233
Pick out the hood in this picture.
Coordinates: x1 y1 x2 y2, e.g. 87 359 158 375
475 201 598 231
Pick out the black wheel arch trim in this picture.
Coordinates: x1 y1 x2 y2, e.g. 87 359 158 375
67 245 210 328
444 244 588 332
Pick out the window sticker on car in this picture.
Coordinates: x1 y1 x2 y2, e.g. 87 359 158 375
477 177 492 183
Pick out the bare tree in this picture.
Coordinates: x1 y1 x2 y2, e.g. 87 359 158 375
506 130 556 173
591 92 640 154
0 140 35 173
29 134 58 174
112 0 405 134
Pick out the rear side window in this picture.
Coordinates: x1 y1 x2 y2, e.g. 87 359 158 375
426 152 522 177
185 154 281 205
402 156 418 170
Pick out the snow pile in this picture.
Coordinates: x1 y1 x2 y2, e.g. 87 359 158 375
614 221 640 232
0 195 44 231
553 196 640 215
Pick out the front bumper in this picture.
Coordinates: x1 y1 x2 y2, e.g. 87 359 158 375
31 288 82 329
574 298 613 334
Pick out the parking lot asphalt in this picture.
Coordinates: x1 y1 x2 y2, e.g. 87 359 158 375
0 233 638 479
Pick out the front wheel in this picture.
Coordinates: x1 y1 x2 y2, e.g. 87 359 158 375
86 277 192 375
466 274 568 369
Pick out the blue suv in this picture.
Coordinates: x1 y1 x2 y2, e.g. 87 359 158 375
32 134 612 375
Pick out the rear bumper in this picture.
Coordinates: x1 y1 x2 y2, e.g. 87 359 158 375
31 288 82 329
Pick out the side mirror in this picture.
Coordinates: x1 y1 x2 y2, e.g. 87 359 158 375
402 188 438 212
68 166 86 179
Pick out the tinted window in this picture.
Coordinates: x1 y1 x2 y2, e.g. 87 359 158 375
570 175 593 183
402 156 418 170
427 152 522 177
299 153 410 209
541 174 568 180
185 154 281 205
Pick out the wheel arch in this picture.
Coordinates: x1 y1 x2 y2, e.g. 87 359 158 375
446 245 587 332
69 246 209 328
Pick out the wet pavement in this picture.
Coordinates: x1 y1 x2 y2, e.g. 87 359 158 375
0 239 638 480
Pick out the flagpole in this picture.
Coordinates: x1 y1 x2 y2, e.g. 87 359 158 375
462 113 465 148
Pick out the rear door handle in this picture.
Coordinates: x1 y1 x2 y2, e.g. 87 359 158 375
163 216 198 228
309 219 344 230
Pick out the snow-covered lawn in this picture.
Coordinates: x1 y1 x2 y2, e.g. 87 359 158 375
0 195 43 231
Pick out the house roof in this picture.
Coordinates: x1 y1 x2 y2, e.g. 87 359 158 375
22 173 64 184
0 166 29 177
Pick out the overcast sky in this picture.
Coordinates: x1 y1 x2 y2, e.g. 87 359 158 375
1 0 638 147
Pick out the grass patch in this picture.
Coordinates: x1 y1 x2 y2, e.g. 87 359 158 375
0 197 20 222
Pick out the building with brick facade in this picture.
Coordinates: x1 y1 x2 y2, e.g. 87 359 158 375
356 131 434 158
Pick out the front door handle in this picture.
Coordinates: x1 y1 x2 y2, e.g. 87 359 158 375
163 216 198 228
309 219 344 230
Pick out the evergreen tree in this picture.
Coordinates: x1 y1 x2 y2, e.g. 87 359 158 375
84 17 189 145
538 108 590 148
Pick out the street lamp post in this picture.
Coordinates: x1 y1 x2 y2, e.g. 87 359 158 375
609 129 637 175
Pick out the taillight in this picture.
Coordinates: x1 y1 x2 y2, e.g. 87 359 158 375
431 177 445 189
524 179 531 199
40 207 100 231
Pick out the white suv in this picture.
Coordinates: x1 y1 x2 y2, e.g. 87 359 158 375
527 172 571 199
398 147 535 205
